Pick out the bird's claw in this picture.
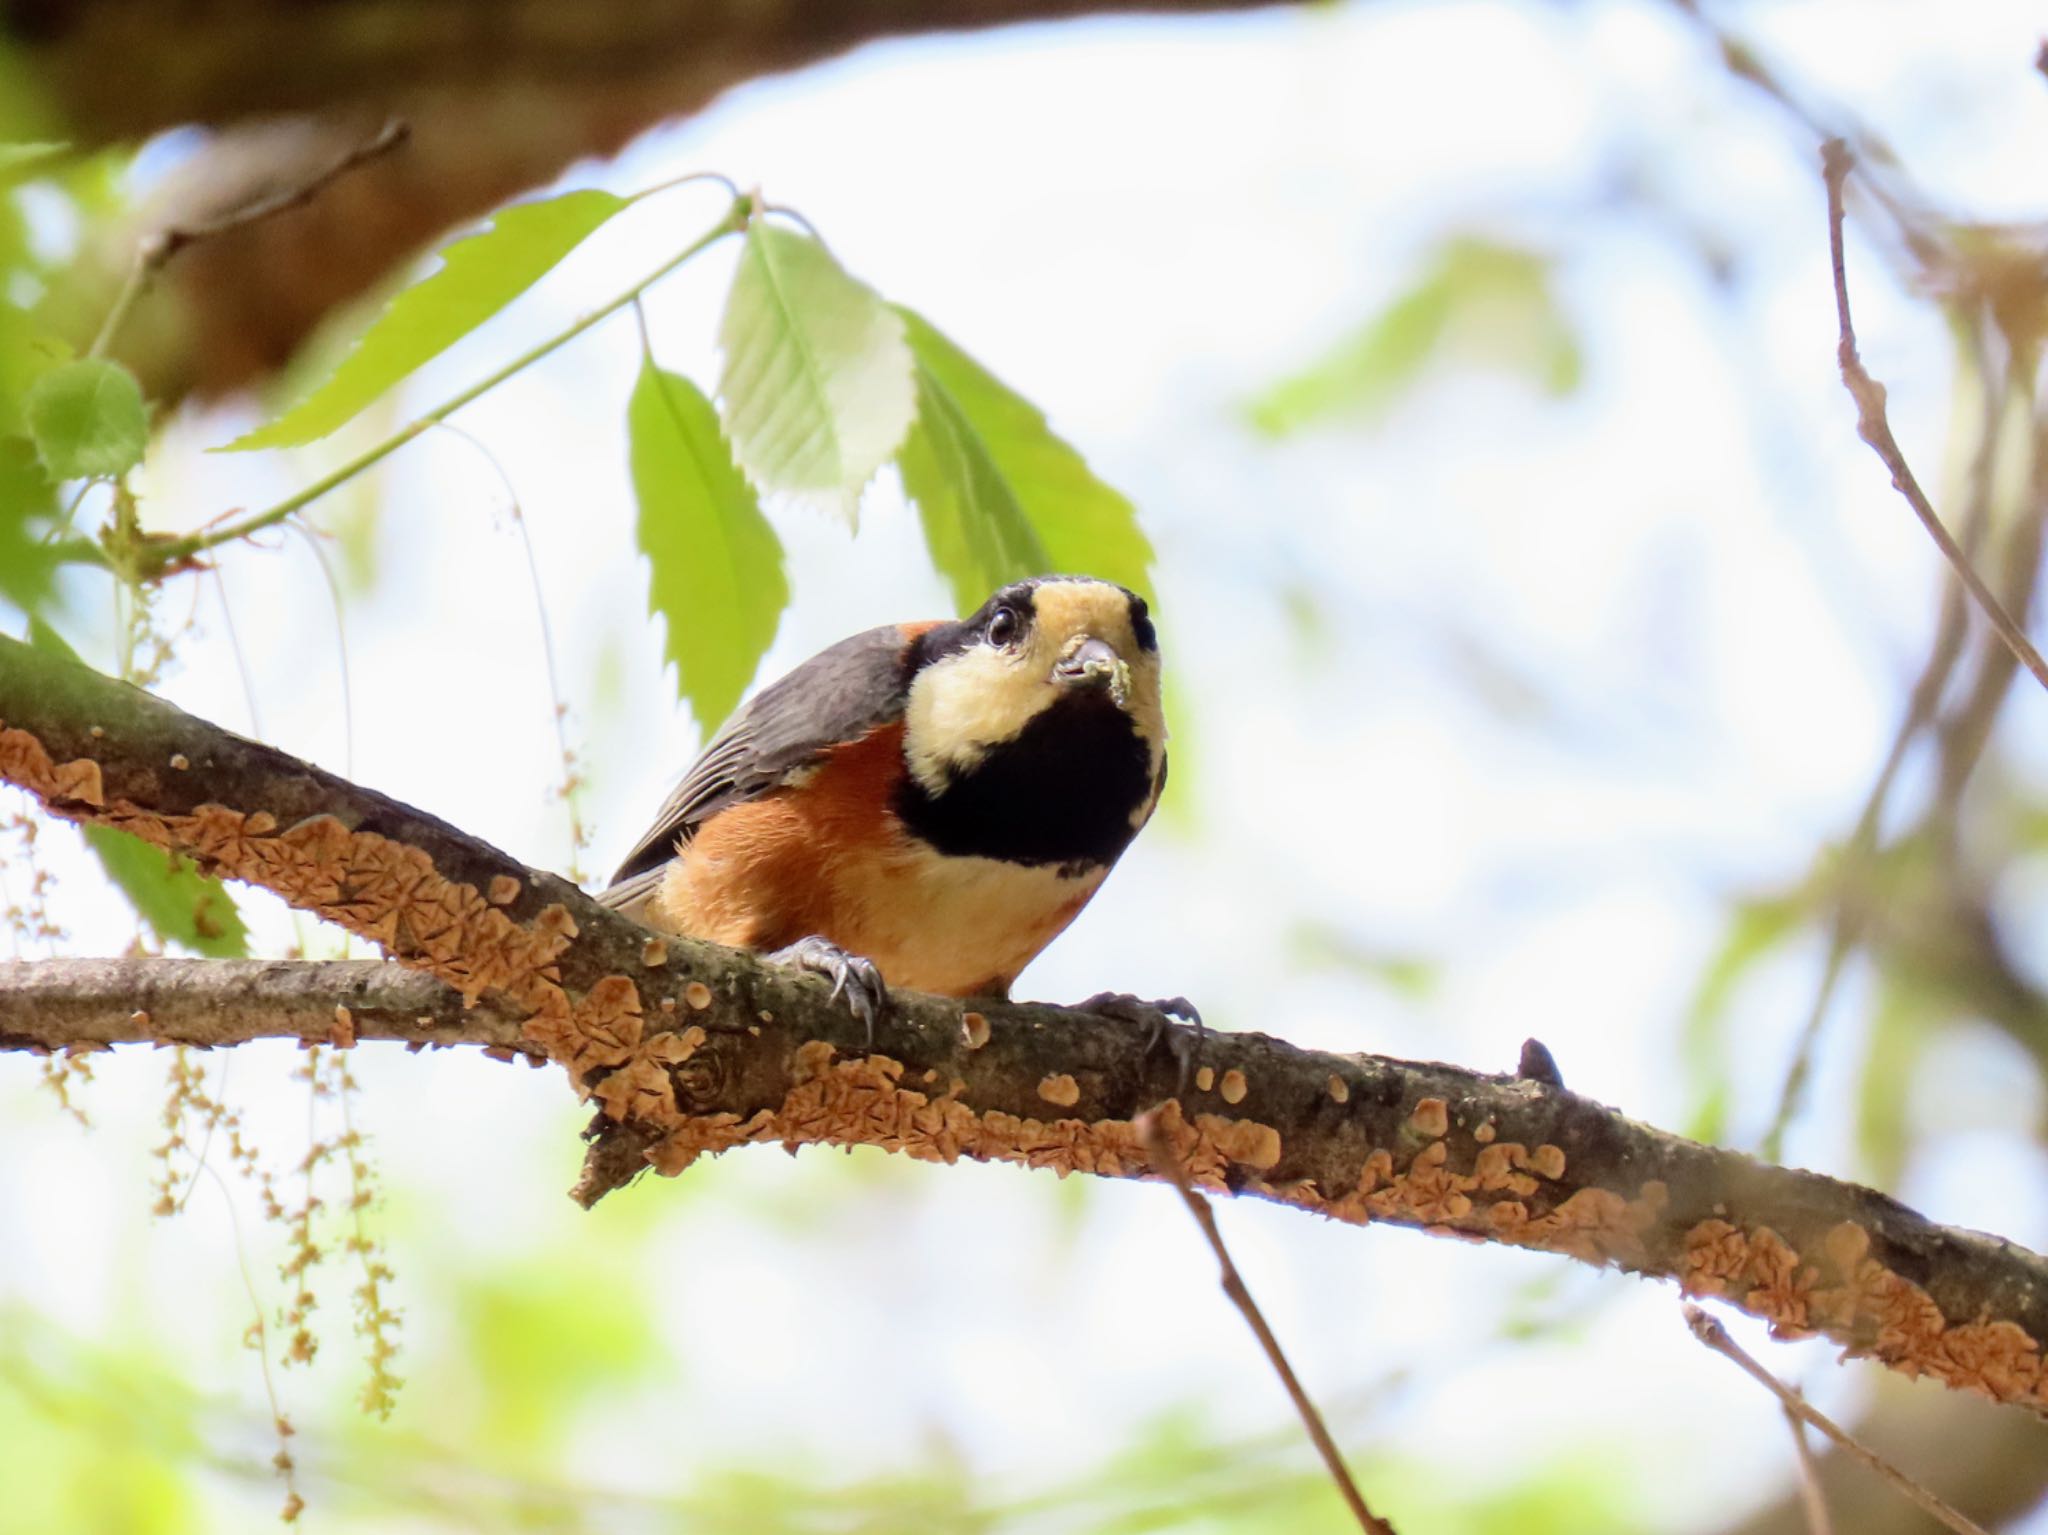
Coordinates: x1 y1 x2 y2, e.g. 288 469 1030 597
1080 991 1206 1098
770 935 887 1047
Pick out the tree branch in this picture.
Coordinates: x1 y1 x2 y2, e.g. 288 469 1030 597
5 631 2048 1416
15 0 1282 401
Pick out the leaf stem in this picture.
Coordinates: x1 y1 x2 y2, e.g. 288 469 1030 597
125 198 748 580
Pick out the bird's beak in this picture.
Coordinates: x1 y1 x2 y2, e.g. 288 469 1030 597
1053 636 1131 706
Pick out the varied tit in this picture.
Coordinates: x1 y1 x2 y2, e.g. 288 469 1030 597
601 575 1176 1034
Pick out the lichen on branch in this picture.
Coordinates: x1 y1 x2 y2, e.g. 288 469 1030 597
5 630 2048 1416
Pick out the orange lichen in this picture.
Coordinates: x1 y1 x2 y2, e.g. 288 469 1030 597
684 981 713 1011
641 937 669 968
1673 1215 2048 1407
961 1011 990 1050
1038 1074 1081 1107
1194 1065 1215 1093
11 720 2048 1415
1408 1098 1449 1138
1326 1074 1349 1104
1219 1069 1248 1105
635 1043 1285 1191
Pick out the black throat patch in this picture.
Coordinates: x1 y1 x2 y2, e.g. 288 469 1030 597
895 690 1153 869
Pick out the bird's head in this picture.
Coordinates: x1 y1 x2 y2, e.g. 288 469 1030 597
902 576 1165 803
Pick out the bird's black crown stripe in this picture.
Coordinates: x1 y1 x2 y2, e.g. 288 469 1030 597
895 689 1153 867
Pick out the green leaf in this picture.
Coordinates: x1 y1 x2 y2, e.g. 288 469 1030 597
716 223 915 519
24 358 146 480
897 361 1049 612
0 439 60 612
0 299 74 441
896 307 1156 608
80 824 251 958
0 142 67 183
25 618 248 956
1246 237 1581 437
628 359 788 732
222 188 630 451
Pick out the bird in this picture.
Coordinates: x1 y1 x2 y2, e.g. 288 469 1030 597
600 574 1184 1040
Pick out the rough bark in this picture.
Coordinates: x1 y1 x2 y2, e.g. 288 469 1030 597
5 629 2048 1417
8 0 1278 400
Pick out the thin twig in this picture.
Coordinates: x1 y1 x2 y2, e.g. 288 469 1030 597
90 119 411 362
1683 1305 1990 1535
1136 1110 1395 1535
1822 139 2048 696
1782 1403 1835 1535
1760 320 2004 1161
115 197 748 579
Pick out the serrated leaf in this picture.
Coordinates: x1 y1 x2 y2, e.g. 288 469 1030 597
1246 237 1581 438
896 307 1155 608
25 618 248 956
898 361 1049 612
24 357 146 479
223 188 629 451
628 359 788 732
717 224 914 519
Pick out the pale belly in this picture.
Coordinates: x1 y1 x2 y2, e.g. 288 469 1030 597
822 842 1108 997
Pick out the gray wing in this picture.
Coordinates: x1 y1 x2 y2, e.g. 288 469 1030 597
599 623 918 902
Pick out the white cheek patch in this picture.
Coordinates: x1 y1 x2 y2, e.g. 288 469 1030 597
903 580 1169 801
904 642 1052 795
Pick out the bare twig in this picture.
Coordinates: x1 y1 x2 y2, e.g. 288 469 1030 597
1822 139 2048 697
90 119 411 361
1136 1109 1394 1535
1760 321 2003 1161
1684 1305 1990 1535
1783 1405 1835 1535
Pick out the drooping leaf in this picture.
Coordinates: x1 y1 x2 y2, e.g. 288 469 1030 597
897 361 1049 613
896 307 1155 608
716 223 915 520
25 618 248 956
80 823 251 958
1246 237 1582 437
24 357 146 480
223 188 630 451
628 359 787 732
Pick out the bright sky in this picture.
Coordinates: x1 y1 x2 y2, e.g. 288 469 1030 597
8 0 2048 1527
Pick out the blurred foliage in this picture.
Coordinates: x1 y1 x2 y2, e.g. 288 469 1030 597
1246 236 1580 438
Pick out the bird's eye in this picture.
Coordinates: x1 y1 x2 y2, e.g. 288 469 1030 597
986 607 1020 647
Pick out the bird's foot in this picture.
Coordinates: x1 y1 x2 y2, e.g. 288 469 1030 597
1080 992 1205 1098
769 935 887 1047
